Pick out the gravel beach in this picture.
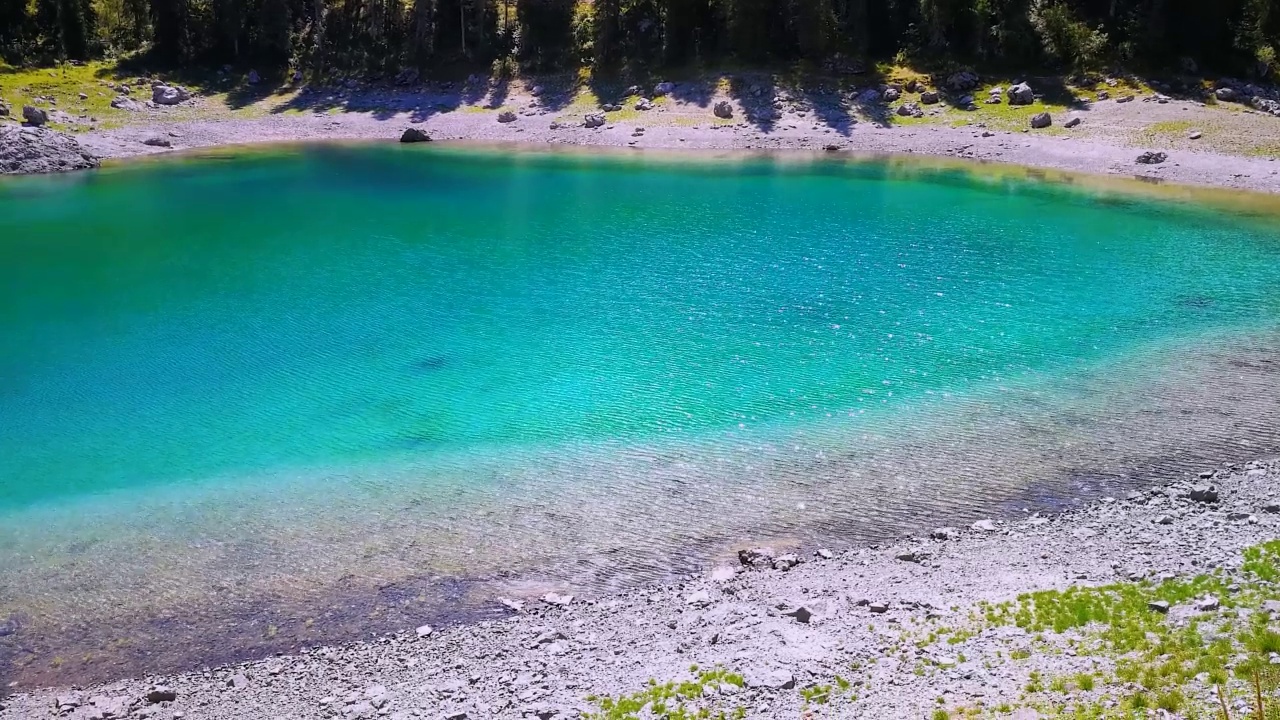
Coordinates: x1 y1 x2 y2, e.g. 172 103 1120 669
3 459 1279 720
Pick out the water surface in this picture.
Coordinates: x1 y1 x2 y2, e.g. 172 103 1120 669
1 145 1279 686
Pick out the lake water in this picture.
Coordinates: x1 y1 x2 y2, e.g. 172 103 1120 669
2 145 1279 686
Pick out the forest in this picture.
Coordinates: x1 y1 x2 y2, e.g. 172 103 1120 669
2 0 1279 81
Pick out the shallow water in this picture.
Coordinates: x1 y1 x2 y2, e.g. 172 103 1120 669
2 145 1279 686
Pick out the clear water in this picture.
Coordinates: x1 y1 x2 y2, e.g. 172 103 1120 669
2 145 1280 685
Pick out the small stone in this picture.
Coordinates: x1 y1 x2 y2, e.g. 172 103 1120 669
1197 597 1221 612
416 624 434 638
247 70 261 85
1030 112 1052 129
143 137 172 147
1154 514 1175 525
782 606 812 623
971 519 997 532
541 592 574 607
497 111 517 123
772 553 800 571
1263 504 1280 514
1148 600 1171 614
445 711 468 720
896 550 925 563
713 101 733 119
930 527 960 541
1189 131 1203 139
227 673 250 689
816 548 834 559
686 590 711 606
1064 116 1081 128
145 687 177 703
869 602 889 614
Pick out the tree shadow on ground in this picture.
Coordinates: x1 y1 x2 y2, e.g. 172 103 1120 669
726 72 779 133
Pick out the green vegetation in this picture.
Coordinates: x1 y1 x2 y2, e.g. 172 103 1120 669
583 666 748 720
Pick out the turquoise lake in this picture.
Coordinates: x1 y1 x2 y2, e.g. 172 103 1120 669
1 145 1279 684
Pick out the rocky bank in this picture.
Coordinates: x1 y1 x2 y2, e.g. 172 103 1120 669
0 125 99 175
3 460 1279 720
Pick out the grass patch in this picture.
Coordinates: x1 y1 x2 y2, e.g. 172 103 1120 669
584 666 747 720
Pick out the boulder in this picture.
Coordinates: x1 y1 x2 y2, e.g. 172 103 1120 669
946 70 979 91
497 111 517 123
905 79 921 93
151 85 191 105
713 100 734 119
142 137 172 147
653 81 675 96
145 687 177 704
400 128 431 143
394 67 420 85
583 112 606 128
1136 150 1168 165
1215 86 1239 102
896 102 923 118
1064 116 1081 128
22 105 48 126
0 101 7 116
247 69 261 85
738 547 776 568
1030 112 1052 128
883 87 900 102
1187 483 1218 501
920 90 940 104
1007 82 1034 105
0 126 99 174
110 96 143 111
634 98 654 111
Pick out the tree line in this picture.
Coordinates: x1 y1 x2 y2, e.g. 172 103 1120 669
3 0 1280 79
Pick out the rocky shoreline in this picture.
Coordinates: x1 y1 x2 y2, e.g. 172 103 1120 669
4 458 1278 720
0 71 1264 194
0 126 98 175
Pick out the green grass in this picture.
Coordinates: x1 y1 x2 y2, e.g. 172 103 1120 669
0 60 137 130
584 667 747 720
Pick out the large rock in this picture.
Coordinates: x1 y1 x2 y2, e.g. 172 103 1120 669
497 110 518 123
1030 112 1052 128
1006 82 1034 105
713 100 734 119
1136 150 1168 165
152 85 191 105
653 81 675 96
0 126 99 174
400 128 431 143
0 101 8 116
946 70 979 91
1215 86 1239 102
896 102 923 118
583 112 606 128
920 90 940 104
22 105 48 126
